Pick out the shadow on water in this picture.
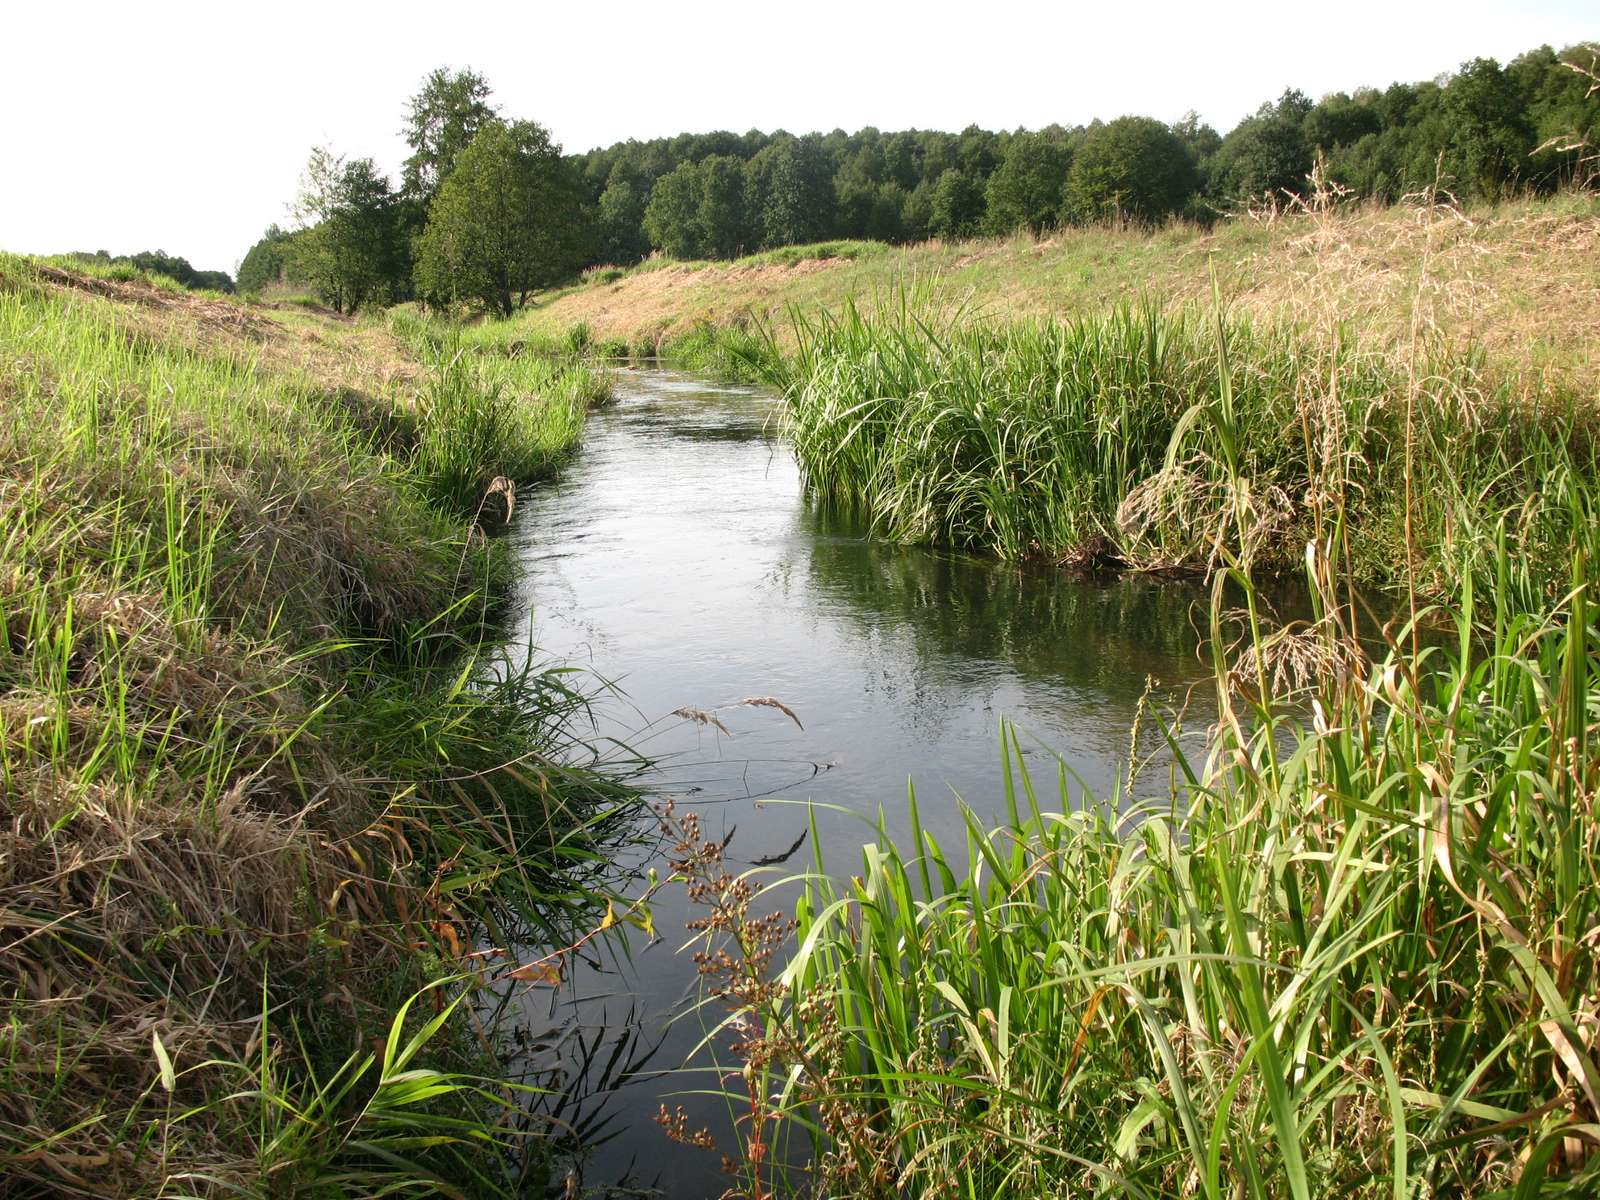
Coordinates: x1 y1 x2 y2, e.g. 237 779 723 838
494 369 1328 1197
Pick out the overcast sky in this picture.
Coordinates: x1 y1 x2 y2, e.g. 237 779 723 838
2 1 1593 272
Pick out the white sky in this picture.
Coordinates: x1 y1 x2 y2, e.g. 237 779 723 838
2 1 1593 273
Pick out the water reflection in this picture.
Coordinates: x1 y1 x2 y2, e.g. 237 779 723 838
501 370 1237 1197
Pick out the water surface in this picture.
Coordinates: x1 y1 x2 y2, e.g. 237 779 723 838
502 369 1222 1196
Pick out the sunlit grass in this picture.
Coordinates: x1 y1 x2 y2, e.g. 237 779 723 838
667 281 1600 1198
763 288 1597 603
0 254 633 1195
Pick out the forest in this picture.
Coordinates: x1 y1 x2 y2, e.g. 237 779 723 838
236 42 1600 313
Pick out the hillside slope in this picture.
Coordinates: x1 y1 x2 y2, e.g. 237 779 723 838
0 258 619 1196
525 195 1600 382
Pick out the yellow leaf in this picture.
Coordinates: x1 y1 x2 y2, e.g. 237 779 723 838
507 957 563 985
152 1030 175 1092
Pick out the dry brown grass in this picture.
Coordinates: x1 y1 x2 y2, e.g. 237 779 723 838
525 194 1600 384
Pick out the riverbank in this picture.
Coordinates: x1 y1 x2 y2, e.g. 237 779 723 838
491 201 1600 1194
0 256 628 1195
522 193 1600 388
656 333 1600 1196
517 196 1600 601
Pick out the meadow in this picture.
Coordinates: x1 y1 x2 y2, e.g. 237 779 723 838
5 187 1599 1198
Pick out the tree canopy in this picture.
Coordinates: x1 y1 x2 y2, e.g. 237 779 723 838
1063 117 1198 224
414 119 586 315
401 68 498 202
257 41 1600 314
289 148 405 313
985 131 1073 234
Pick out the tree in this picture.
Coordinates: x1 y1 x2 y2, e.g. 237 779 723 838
414 119 585 316
1441 57 1534 199
928 168 986 240
985 132 1072 234
596 175 650 264
289 148 404 313
745 137 835 249
1304 92 1381 153
1523 43 1600 190
237 225 292 293
642 161 704 258
698 155 753 257
642 155 754 260
1208 90 1314 201
401 68 498 201
118 250 234 293
1062 117 1198 225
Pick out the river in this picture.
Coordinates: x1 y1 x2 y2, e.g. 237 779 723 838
499 368 1224 1197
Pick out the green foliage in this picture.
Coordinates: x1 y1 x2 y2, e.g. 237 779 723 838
236 224 292 293
251 41 1600 298
290 147 406 313
386 308 599 516
1443 57 1537 199
658 320 783 382
0 255 634 1193
698 154 754 257
1208 89 1315 201
1064 116 1199 224
642 160 704 259
735 239 887 267
401 67 498 202
596 170 651 264
771 289 1599 599
642 154 754 259
414 120 586 316
928 167 986 239
772 534 1600 1196
746 136 837 249
694 291 1600 1198
52 247 235 292
985 130 1073 234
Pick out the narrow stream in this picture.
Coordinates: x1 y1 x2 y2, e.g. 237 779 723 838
501 369 1225 1196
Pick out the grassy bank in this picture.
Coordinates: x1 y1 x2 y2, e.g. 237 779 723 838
0 257 626 1196
667 311 1600 1195
767 290 1598 600
601 205 1600 1195
766 526 1600 1198
523 194 1600 387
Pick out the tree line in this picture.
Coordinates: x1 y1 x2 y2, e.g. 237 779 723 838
61 248 236 292
239 69 589 315
241 42 1597 313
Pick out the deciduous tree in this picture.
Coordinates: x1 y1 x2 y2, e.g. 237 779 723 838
985 132 1072 235
401 68 498 202
414 120 585 315
290 148 404 313
1063 117 1198 225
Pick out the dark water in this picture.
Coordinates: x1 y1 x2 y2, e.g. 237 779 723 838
500 370 1223 1197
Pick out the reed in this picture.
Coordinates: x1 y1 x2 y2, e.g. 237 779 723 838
668 288 1600 1197
765 288 1599 602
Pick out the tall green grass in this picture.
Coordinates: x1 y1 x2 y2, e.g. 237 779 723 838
659 320 785 383
387 308 610 518
778 543 1599 1195
0 255 633 1196
666 290 1600 1197
768 291 1599 600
